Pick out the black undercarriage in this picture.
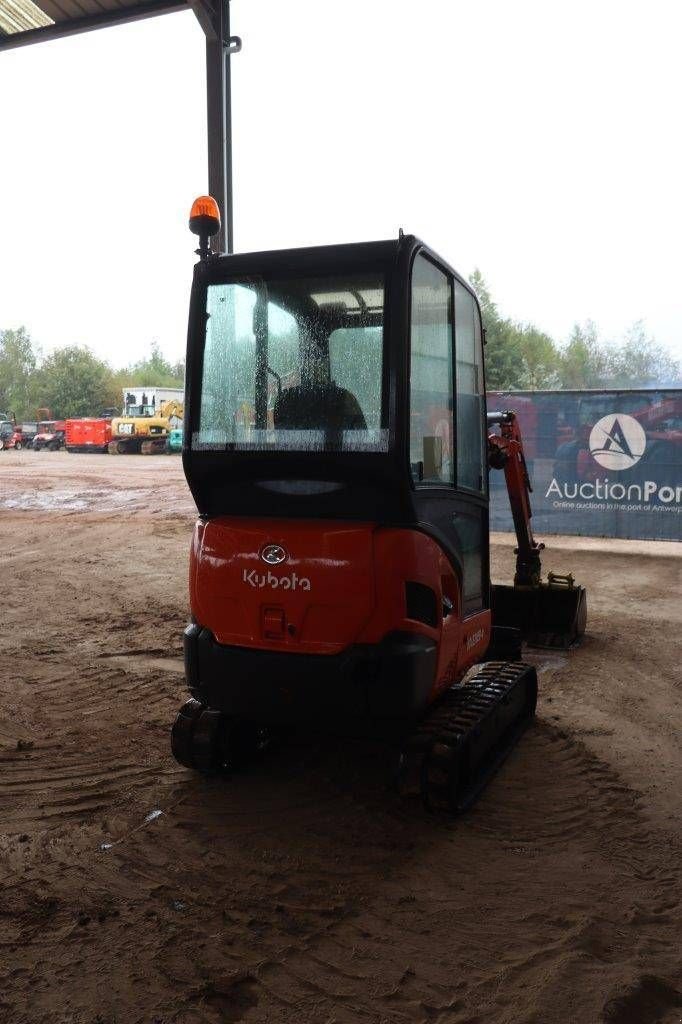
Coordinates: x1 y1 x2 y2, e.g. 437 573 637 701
183 623 437 727
173 640 537 815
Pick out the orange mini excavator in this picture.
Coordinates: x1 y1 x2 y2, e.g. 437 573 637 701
172 198 587 812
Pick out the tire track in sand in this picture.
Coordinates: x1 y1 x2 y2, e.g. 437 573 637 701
7 716 670 1024
0 651 181 831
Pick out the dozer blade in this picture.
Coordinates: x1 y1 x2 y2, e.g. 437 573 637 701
400 662 537 815
491 575 587 649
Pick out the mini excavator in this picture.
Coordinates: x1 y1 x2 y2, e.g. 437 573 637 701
171 197 587 812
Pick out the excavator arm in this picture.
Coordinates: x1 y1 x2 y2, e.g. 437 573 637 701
487 411 544 586
487 409 587 648
160 400 184 421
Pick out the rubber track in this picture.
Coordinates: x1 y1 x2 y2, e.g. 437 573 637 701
402 661 538 815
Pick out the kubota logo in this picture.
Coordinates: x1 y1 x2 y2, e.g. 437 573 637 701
588 413 646 471
261 544 287 565
243 569 311 591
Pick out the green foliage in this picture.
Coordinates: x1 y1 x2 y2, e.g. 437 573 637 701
0 326 37 418
0 329 186 421
118 341 184 389
559 320 680 389
469 272 680 390
36 346 119 419
605 321 680 388
516 326 560 389
470 270 558 389
559 321 608 388
470 270 521 390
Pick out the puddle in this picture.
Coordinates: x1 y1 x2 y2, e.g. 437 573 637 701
3 491 89 511
0 488 149 512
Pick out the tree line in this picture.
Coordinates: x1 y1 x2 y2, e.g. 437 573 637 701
2 277 680 420
0 328 184 420
471 270 681 391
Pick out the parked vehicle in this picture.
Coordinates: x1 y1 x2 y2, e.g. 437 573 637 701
19 421 38 448
65 418 112 453
33 421 66 451
0 421 23 451
109 388 184 455
21 410 54 449
166 426 183 453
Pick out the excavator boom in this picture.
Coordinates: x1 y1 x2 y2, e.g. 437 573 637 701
488 410 587 648
159 399 184 421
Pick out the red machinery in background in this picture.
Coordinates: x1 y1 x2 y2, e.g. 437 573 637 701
32 421 66 451
0 421 23 451
65 418 112 453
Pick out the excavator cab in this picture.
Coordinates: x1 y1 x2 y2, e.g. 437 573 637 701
175 209 586 812
183 237 493 682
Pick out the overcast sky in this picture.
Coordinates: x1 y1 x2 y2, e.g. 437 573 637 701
1 0 681 368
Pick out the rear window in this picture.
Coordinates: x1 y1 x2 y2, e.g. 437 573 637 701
193 272 388 453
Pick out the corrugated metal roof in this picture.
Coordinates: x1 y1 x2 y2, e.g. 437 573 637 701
0 0 187 47
0 0 53 34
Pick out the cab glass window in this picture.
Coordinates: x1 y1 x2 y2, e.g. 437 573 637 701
454 280 486 493
329 326 383 431
194 273 387 452
410 255 454 485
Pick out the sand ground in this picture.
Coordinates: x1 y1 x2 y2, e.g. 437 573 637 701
1 450 680 1024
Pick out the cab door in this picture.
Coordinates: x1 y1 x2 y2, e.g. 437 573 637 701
408 250 489 634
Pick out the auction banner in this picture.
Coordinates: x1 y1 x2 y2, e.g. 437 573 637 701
487 389 682 541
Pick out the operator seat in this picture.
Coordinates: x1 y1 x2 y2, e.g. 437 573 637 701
274 383 367 433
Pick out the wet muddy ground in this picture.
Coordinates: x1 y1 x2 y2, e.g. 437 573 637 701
1 451 680 1023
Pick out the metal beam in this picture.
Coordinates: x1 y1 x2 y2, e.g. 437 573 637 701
0 0 187 51
192 0 238 254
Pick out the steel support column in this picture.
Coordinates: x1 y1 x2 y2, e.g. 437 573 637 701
191 0 240 254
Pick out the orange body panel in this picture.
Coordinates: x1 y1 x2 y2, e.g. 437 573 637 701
190 518 491 700
65 418 112 448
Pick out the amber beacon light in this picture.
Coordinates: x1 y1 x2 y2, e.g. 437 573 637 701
189 195 221 260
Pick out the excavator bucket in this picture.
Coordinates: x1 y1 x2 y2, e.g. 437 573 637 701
491 573 587 649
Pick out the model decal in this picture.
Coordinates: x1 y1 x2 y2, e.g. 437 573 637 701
465 628 485 651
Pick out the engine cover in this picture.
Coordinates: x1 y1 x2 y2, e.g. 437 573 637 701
190 517 376 654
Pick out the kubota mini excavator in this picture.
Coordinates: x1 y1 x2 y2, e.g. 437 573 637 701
171 197 587 812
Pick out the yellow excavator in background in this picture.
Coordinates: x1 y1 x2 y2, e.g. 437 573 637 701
109 390 184 455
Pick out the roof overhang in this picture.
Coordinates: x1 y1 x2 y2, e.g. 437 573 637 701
0 0 189 50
